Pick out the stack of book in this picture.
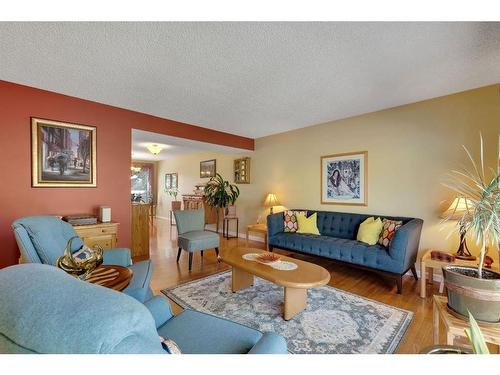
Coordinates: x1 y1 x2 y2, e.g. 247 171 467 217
62 214 98 226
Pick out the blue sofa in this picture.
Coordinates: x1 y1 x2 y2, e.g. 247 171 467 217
267 210 423 293
0 264 288 354
12 215 153 302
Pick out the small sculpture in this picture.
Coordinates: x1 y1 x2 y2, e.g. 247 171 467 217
56 236 103 279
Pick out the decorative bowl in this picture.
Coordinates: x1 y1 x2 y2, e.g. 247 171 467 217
56 236 103 279
256 252 280 264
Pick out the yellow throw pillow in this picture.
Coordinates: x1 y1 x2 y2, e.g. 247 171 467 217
296 212 320 235
357 217 383 245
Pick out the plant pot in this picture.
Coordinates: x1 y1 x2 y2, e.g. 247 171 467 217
443 265 500 323
420 345 472 354
171 201 181 210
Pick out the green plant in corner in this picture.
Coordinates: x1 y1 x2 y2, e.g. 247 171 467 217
443 134 500 278
204 173 240 229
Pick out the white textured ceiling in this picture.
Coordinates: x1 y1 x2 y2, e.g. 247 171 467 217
1 22 499 138
131 129 247 161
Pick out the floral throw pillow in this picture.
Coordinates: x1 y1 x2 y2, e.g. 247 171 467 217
283 210 307 233
378 219 403 248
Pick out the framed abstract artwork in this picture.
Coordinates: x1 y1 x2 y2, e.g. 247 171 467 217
320 151 368 206
200 159 216 178
31 117 97 187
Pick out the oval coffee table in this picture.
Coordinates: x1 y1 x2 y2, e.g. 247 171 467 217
85 265 133 291
219 247 330 320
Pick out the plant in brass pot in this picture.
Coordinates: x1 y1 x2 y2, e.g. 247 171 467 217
442 135 500 323
204 173 240 231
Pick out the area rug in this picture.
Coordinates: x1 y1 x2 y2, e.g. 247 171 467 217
161 271 413 354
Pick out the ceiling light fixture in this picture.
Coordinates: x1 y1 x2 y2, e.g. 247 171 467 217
146 144 163 155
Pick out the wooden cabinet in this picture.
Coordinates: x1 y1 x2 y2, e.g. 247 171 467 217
132 203 150 259
182 194 218 225
73 222 119 250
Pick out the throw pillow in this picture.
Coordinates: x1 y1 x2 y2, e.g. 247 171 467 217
283 210 306 233
296 212 320 235
357 217 383 245
378 219 403 248
160 336 182 354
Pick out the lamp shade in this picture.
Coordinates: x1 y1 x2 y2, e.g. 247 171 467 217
263 193 280 208
441 197 474 220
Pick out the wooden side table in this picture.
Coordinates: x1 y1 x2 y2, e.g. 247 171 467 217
246 223 268 250
86 265 132 291
433 295 500 352
420 249 480 298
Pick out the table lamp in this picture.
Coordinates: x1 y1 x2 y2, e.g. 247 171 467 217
441 197 476 260
264 193 280 215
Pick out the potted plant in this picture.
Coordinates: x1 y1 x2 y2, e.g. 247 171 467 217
204 173 240 232
442 135 500 323
167 188 181 210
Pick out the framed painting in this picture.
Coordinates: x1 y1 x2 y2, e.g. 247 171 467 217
31 117 97 187
320 151 367 206
200 159 216 178
165 173 178 189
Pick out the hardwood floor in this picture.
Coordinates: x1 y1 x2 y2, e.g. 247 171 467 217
143 217 440 354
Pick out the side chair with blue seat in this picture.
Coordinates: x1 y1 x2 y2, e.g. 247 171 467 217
173 209 220 271
0 264 288 354
11 215 153 302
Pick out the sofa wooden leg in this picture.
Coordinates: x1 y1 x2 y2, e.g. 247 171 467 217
410 265 418 281
396 276 403 294
201 250 204 257
176 248 182 263
269 246 274 252
188 253 193 271
215 247 220 262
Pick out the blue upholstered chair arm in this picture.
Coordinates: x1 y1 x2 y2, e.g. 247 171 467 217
144 296 174 329
388 218 424 272
248 332 288 354
102 248 132 267
267 213 284 237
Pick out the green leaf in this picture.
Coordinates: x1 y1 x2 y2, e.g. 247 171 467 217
464 311 489 354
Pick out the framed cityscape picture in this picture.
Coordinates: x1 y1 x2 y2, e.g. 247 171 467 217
31 117 97 187
320 151 367 206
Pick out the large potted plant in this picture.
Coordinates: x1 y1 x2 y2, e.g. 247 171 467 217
442 135 500 323
204 173 240 232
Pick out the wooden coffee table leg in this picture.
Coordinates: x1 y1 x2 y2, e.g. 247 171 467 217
420 260 427 298
232 267 253 292
284 287 307 320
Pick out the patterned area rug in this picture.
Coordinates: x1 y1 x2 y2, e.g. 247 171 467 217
162 271 413 354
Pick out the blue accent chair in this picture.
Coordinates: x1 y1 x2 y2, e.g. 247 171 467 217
173 209 220 271
268 210 423 294
0 264 288 354
11 215 154 302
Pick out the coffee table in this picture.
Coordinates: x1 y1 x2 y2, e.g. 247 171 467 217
219 247 330 320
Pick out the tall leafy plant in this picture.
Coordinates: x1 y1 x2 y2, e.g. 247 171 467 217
443 134 500 278
204 173 240 209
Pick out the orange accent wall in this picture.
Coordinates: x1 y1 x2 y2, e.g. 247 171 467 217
0 80 254 268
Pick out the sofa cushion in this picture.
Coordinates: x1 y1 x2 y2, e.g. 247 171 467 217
13 216 84 265
269 233 403 274
356 217 383 245
378 219 403 248
158 309 263 354
296 212 320 235
283 210 306 233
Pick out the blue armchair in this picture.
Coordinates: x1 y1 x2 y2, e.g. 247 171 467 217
11 215 153 302
0 264 288 354
173 209 220 271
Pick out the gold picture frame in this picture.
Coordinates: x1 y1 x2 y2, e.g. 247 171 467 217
320 151 368 206
31 117 97 187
